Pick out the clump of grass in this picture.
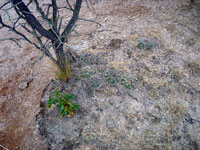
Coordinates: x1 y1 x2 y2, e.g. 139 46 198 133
170 69 185 83
167 101 187 123
137 39 153 51
50 60 71 81
187 61 200 76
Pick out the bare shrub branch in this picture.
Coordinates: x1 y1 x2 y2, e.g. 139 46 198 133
0 0 101 80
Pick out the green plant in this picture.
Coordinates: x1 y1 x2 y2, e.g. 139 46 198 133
121 76 137 89
48 89 80 117
104 70 120 85
137 39 153 51
75 70 97 80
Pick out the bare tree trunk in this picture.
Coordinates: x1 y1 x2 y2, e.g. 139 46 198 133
53 42 67 74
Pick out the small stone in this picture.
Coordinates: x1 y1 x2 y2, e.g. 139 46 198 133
18 81 28 90
92 45 96 49
96 107 103 112
151 56 160 64
166 23 176 32
104 17 108 21
109 39 123 49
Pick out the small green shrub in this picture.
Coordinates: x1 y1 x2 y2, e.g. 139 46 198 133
75 70 96 80
104 70 120 85
121 76 137 89
48 89 80 117
90 77 100 87
137 39 153 51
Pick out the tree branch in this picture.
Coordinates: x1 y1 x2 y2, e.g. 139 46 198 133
61 0 82 41
32 29 57 64
58 16 63 33
10 0 56 40
43 4 51 19
85 0 96 14
0 15 33 44
78 17 102 27
0 38 23 47
33 0 51 23
66 0 74 11
51 0 58 33
0 144 9 150
0 1 10 9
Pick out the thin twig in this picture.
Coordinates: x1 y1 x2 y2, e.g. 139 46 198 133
0 1 10 9
0 16 33 44
31 52 45 67
34 0 51 23
0 144 9 150
85 0 96 14
66 0 74 11
3 1 23 11
0 38 23 47
58 16 63 33
58 6 74 11
42 4 52 19
31 29 57 64
62 0 82 41
78 17 102 27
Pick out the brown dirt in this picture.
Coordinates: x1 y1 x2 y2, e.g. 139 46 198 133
0 42 50 149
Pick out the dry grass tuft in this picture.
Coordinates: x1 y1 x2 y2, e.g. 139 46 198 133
49 60 71 81
187 61 200 76
167 100 188 123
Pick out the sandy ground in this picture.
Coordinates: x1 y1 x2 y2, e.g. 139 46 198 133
0 0 200 150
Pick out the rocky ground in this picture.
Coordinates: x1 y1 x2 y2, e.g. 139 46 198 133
0 0 200 150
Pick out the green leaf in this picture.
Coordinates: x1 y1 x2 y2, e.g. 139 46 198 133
48 103 52 108
56 104 62 108
50 92 54 96
59 105 65 115
71 94 76 99
64 107 68 112
59 99 66 104
71 105 76 110
54 89 60 97
63 111 66 116
47 99 51 104
68 102 73 107
62 93 70 100
71 104 80 110
51 99 57 104
47 100 52 107
75 104 80 110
